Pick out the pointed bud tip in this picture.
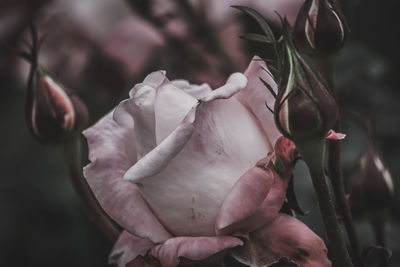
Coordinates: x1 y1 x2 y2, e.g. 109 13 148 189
27 75 89 144
293 0 350 56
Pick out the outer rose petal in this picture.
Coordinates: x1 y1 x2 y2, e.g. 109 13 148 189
236 56 282 150
83 112 172 243
215 156 275 235
240 171 290 232
109 231 154 267
274 136 298 166
125 72 274 236
150 236 243 267
231 214 332 267
217 137 297 235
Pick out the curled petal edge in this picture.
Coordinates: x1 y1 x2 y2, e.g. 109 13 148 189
124 73 248 183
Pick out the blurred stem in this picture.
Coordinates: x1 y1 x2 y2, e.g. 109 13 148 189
63 137 120 242
296 138 353 267
371 215 389 267
312 54 363 267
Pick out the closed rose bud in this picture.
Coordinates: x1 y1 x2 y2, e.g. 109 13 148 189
351 148 395 216
26 74 89 144
293 0 349 56
274 34 338 142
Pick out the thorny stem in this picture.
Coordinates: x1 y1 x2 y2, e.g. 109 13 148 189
312 55 363 266
296 138 353 267
311 171 354 267
310 170 354 267
329 121 363 266
63 137 120 242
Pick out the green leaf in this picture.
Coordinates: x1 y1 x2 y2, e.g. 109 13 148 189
239 33 275 44
260 77 277 98
232 5 276 43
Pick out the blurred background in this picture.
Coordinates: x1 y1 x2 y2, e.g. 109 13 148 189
0 0 399 266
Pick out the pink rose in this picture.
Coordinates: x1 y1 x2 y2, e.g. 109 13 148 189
83 57 330 266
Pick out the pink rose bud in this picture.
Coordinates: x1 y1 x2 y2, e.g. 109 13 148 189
27 75 89 143
274 25 338 142
350 148 395 217
293 0 349 56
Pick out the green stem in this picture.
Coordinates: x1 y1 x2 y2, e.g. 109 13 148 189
312 54 363 266
329 121 363 266
63 137 120 242
296 138 353 267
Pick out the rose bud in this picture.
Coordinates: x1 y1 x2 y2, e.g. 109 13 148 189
350 147 395 217
293 0 349 56
26 74 89 144
274 29 338 143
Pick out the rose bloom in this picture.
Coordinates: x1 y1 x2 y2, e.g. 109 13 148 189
83 57 331 267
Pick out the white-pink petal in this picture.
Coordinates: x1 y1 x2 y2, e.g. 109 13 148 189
232 213 332 267
216 160 275 235
123 104 198 183
154 83 198 143
236 56 282 150
83 112 172 243
134 92 271 236
200 73 247 102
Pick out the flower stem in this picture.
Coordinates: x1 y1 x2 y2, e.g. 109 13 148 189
371 214 389 267
328 121 363 266
312 54 362 266
310 169 354 267
296 138 353 267
63 137 120 242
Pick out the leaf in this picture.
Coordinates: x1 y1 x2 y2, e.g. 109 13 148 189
239 33 276 44
260 77 277 98
232 6 276 43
